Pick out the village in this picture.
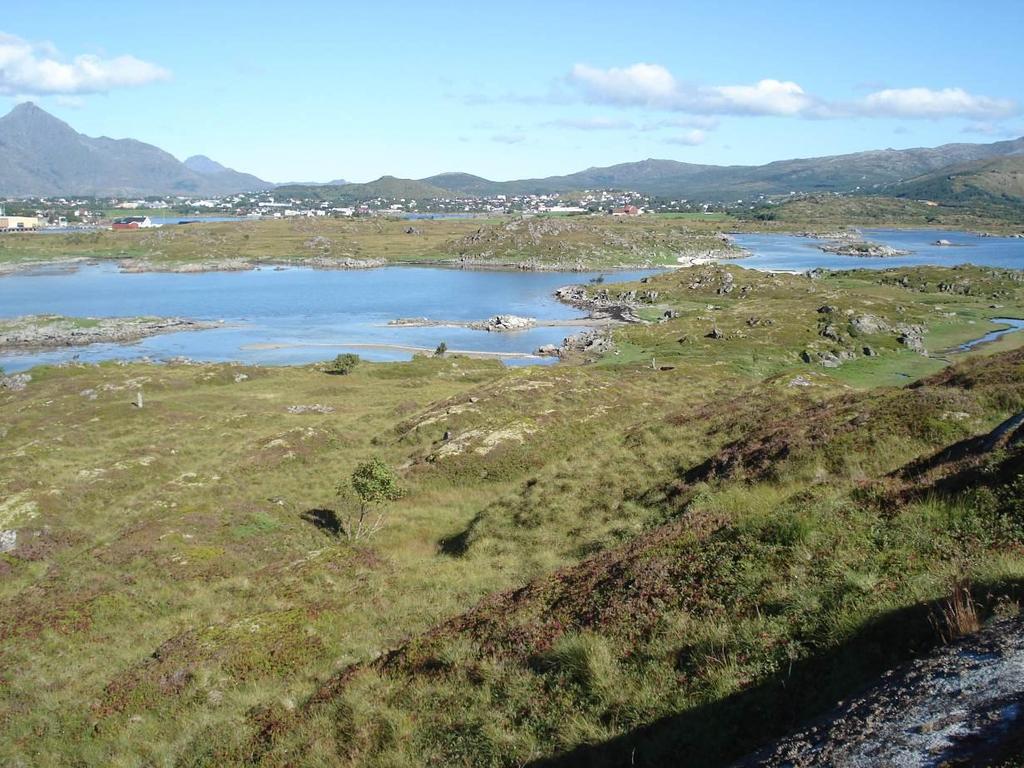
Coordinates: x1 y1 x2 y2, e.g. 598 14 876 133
0 186 744 233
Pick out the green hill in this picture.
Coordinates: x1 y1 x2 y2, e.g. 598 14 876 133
884 155 1024 205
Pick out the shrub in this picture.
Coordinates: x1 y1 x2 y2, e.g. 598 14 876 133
434 342 448 357
336 458 405 540
326 353 360 375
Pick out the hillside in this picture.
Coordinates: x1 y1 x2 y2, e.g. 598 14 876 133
421 140 1024 201
884 154 1024 205
3 263 1024 765
183 154 274 193
0 103 271 197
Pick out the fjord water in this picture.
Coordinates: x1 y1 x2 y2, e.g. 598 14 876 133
729 228 1024 271
0 264 657 372
2 228 1022 373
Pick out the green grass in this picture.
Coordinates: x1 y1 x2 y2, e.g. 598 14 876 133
1 263 1024 766
0 215 736 271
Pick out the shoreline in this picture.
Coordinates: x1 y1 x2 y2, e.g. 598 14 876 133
0 254 687 278
240 341 543 359
381 317 615 330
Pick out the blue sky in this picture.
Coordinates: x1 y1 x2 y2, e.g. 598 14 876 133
2 0 1022 183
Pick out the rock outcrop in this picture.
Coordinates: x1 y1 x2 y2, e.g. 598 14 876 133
0 316 221 351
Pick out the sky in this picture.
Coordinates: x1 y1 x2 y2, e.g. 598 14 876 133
2 0 1022 184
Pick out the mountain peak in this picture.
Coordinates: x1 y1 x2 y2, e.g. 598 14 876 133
10 100 43 114
184 154 229 175
3 101 67 125
0 103 273 196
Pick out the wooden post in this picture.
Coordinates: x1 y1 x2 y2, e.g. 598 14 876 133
135 391 144 409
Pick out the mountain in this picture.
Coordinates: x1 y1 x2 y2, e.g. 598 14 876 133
882 154 1024 205
426 139 1024 201
183 154 273 193
275 175 450 202
6 101 1021 202
277 178 348 187
297 136 1024 204
0 103 271 197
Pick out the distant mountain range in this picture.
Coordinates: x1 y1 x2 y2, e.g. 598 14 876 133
2 103 1023 203
0 103 274 197
278 138 1024 205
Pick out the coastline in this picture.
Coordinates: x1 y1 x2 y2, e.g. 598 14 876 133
240 341 544 359
0 249 739 278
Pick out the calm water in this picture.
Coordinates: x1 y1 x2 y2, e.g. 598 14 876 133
955 318 1024 351
0 264 655 372
2 228 1022 372
729 229 1024 272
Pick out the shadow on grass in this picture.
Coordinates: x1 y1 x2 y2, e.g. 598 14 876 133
300 508 342 536
438 511 484 557
527 579 1024 768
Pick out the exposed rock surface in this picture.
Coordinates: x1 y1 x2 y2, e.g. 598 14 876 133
736 615 1024 768
819 240 912 257
285 404 335 415
0 315 221 351
467 315 536 332
538 329 615 357
0 373 32 390
554 285 647 323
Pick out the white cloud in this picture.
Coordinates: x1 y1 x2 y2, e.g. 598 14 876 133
491 133 526 145
665 129 707 146
642 116 720 131
856 87 1016 119
569 64 814 116
709 79 811 116
0 32 170 95
542 116 635 130
570 63 678 106
567 62 1017 121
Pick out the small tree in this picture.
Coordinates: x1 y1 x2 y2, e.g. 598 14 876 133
327 353 360 375
338 458 404 540
434 341 448 357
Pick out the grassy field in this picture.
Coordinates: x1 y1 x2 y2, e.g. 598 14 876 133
2 263 1024 765
0 215 735 272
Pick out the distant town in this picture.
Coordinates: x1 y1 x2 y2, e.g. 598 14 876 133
0 187 758 232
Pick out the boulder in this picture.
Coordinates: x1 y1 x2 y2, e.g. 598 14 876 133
470 314 536 332
0 373 31 391
819 351 842 368
850 314 891 335
821 324 844 343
